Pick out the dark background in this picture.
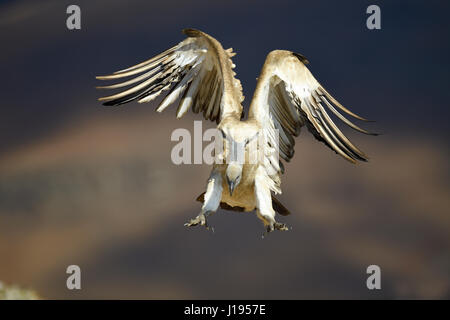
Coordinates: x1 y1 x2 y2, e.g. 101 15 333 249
0 0 449 299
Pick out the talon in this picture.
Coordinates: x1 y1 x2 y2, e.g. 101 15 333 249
184 213 204 227
261 224 273 238
274 222 289 231
184 212 214 232
262 222 288 237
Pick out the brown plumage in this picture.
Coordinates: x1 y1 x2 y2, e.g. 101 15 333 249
96 29 376 233
196 192 290 216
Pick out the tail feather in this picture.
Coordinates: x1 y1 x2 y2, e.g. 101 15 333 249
271 195 291 216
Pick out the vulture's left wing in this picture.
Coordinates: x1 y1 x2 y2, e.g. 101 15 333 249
249 50 377 192
96 29 243 123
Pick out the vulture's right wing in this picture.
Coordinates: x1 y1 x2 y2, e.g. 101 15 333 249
96 29 244 123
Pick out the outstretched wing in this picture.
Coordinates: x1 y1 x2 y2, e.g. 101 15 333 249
249 50 376 192
96 29 244 123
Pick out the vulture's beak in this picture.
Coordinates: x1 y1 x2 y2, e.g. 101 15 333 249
227 178 236 196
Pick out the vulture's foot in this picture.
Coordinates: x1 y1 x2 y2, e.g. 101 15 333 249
262 222 289 238
184 212 214 232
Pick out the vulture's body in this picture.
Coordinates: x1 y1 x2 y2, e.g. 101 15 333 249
96 29 376 233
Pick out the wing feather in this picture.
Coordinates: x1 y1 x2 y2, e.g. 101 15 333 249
96 29 243 123
249 50 376 193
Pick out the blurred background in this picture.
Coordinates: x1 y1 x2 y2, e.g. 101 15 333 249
0 0 449 299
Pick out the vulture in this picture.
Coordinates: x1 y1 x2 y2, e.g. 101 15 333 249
96 29 376 234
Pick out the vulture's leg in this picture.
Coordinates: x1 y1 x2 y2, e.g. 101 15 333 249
184 169 222 230
254 166 288 234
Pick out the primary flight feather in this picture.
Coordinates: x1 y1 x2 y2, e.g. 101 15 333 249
96 28 377 234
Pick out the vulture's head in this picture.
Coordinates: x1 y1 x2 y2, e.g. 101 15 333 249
226 162 242 196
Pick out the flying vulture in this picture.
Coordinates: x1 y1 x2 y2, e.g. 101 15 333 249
96 29 377 234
